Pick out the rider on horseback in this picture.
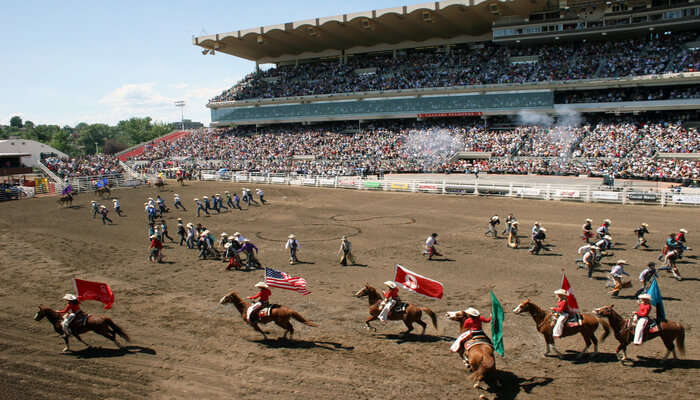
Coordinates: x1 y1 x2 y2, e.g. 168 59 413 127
57 294 84 338
633 294 652 345
551 289 573 338
450 307 492 363
246 282 271 323
378 281 400 321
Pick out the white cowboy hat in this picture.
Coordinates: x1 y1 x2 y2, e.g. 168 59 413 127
585 218 592 223
203 196 208 198
554 289 569 296
255 282 268 289
234 232 241 236
174 194 179 196
148 197 153 200
511 221 519 225
638 294 652 300
617 259 628 265
243 239 250 243
216 193 221 196
225 191 230 193
384 281 397 289
465 307 480 317
604 235 612 240
641 223 648 227
491 216 499 221
177 218 182 221
228 235 236 240
91 201 96 204
224 242 232 249
604 219 611 224
534 221 540 225
680 229 688 234
539 228 547 232
220 232 227 237
62 294 77 301
341 236 347 240
112 199 117 202
194 198 199 201
288 234 296 239
149 235 156 239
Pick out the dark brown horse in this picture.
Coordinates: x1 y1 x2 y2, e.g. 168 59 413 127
593 305 685 362
513 299 609 358
34 305 130 353
219 291 317 340
446 310 497 396
354 283 437 335
176 176 185 186
95 186 111 199
56 193 74 208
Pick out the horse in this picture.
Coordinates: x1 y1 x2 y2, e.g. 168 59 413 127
593 304 685 363
95 186 111 199
446 310 497 397
354 283 437 335
513 299 609 359
219 291 317 340
34 305 130 353
176 176 185 186
57 193 74 208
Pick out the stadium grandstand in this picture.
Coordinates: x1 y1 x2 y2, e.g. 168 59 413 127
127 0 700 182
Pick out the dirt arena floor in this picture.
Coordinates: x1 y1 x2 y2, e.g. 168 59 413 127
1 182 699 400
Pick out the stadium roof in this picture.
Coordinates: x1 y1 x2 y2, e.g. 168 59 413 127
194 0 550 62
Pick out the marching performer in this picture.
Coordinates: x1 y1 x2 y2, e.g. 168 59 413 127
338 236 355 266
217 194 228 211
246 282 271 324
635 262 658 297
112 199 122 216
173 193 186 211
176 218 186 246
195 198 208 217
99 205 113 225
91 200 99 219
203 196 211 213
57 294 83 338
608 260 630 296
233 192 242 210
551 289 572 338
633 294 652 345
285 234 300 265
596 219 611 240
225 191 234 209
424 233 442 260
581 218 594 243
378 281 400 321
149 234 163 263
633 223 650 249
485 215 500 238
256 188 265 204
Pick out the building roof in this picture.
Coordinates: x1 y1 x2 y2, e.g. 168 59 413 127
193 0 550 62
0 153 32 158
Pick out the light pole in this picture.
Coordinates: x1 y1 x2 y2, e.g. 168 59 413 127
94 142 99 154
175 100 186 130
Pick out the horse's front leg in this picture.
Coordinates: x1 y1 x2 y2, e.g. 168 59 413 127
576 331 592 359
251 323 268 340
365 315 377 332
74 334 91 348
62 336 71 353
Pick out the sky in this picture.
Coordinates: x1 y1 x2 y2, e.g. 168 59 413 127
0 0 411 127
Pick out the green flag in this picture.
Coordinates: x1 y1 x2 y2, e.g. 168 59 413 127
490 291 505 357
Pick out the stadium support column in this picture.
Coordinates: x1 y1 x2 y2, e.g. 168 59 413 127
256 61 260 72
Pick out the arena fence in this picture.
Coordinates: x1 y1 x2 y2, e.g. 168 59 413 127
62 174 147 194
190 171 700 208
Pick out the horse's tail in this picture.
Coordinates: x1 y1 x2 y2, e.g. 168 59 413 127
106 319 130 342
291 311 318 327
676 323 685 356
598 317 611 343
421 307 438 330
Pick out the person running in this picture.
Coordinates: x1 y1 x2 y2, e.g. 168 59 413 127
149 234 163 263
185 223 196 249
177 218 186 246
112 199 123 216
285 234 300 265
203 196 211 213
225 191 235 209
485 215 500 238
529 228 547 255
233 192 242 210
99 205 113 225
239 239 260 270
91 201 99 219
256 188 266 204
424 233 442 260
633 223 650 249
581 218 594 243
160 220 174 242
635 262 658 297
502 214 515 235
596 219 611 240
217 194 228 211
608 260 630 296
173 194 186 211
195 198 209 217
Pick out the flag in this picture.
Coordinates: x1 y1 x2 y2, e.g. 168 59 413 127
393 264 443 299
265 267 311 295
645 278 666 321
561 272 580 313
490 291 505 357
61 185 73 195
73 278 114 309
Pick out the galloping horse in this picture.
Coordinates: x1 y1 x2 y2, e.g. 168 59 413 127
513 299 609 358
176 175 185 186
95 186 111 199
219 291 317 340
354 283 437 335
446 310 497 396
34 305 130 353
57 192 74 208
593 305 685 362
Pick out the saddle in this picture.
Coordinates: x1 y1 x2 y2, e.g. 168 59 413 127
258 304 280 319
552 313 583 328
465 333 493 352
393 302 409 314
626 318 661 335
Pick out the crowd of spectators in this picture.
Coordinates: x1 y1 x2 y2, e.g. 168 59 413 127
556 85 700 103
211 32 698 102
126 116 699 181
42 155 124 178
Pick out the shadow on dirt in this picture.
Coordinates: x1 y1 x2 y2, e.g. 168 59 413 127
70 345 156 359
253 338 354 351
375 333 454 344
490 370 554 400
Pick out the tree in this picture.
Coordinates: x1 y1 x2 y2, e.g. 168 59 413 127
50 129 73 155
10 116 22 129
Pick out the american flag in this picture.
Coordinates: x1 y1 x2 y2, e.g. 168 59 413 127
265 267 311 295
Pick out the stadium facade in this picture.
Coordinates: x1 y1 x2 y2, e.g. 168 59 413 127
195 0 699 126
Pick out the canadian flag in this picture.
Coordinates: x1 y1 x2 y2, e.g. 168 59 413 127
561 272 580 313
73 278 114 309
394 264 443 299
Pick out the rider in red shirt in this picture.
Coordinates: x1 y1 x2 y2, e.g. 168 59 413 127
633 293 652 344
551 289 571 338
56 294 83 337
379 281 400 321
246 282 271 323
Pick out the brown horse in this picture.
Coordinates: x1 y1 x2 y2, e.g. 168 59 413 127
593 305 685 363
57 193 74 208
446 310 497 396
354 283 437 335
219 291 317 340
513 299 609 358
95 186 111 199
34 305 130 353
176 176 185 186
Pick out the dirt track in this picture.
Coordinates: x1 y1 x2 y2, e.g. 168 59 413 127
1 183 698 400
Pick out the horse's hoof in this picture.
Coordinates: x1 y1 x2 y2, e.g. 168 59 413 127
62 348 70 353
616 352 624 361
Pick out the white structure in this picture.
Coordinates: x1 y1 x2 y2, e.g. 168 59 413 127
0 139 68 166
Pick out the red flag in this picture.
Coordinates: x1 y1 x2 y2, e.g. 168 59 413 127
561 272 580 313
73 278 114 309
394 264 443 299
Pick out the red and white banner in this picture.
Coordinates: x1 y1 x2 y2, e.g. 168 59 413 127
561 272 580 313
73 278 115 309
418 112 483 118
394 264 443 299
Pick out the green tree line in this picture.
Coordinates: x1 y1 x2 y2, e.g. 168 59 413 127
1 116 175 157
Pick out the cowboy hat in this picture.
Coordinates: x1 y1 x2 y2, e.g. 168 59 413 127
491 216 499 221
604 235 612 240
149 235 156 239
62 294 77 301
203 196 208 198
216 193 221 196
554 289 569 296
194 198 199 201
534 221 540 225
539 228 547 232
220 232 227 237
233 232 241 236
112 199 117 202
680 229 688 233
254 282 269 289
148 197 153 200
288 234 296 239
228 235 236 240
465 307 480 317
585 218 592 223
224 242 232 249
243 239 250 243
174 194 179 196
638 293 652 300
617 259 628 265
91 200 96 204
225 191 230 193
177 218 182 221
384 281 397 289
341 236 347 240
511 221 519 225
604 219 611 224
641 223 648 227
